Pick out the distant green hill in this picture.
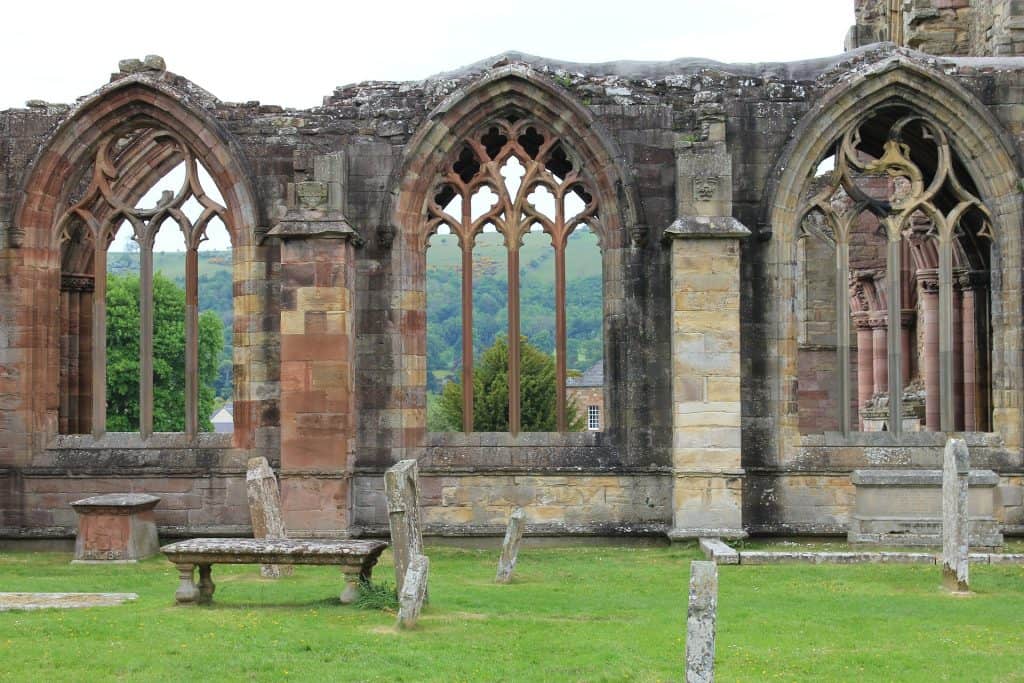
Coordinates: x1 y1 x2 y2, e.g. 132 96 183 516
107 236 605 399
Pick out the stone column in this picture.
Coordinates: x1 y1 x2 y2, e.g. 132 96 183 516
667 107 748 541
685 560 718 683
869 314 888 398
960 274 977 431
942 438 969 593
918 271 940 431
268 153 361 537
854 314 874 426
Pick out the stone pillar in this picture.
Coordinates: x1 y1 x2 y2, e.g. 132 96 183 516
246 457 292 578
667 105 748 541
385 459 424 595
854 314 874 426
942 437 969 593
869 314 888 398
268 152 361 537
666 221 749 540
918 271 940 431
952 276 965 430
685 560 718 683
960 276 977 431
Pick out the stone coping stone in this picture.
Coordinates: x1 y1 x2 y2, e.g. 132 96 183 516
699 538 739 565
161 538 387 566
71 493 161 511
804 432 1005 448
738 551 1024 565
0 592 138 611
852 469 1000 486
740 551 937 565
664 215 751 239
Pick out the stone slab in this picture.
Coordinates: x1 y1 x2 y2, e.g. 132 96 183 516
0 592 138 611
685 561 717 683
942 438 970 593
385 459 424 595
699 537 739 565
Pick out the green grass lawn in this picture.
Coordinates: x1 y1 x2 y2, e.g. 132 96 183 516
1 544 1023 681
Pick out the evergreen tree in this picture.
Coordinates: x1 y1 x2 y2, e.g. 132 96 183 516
438 336 585 432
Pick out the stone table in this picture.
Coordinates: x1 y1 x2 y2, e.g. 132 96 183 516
70 493 161 563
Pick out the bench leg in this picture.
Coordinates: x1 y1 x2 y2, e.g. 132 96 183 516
197 564 216 605
174 564 200 605
340 567 362 604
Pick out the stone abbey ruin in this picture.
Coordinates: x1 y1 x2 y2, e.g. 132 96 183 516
3 0 1024 545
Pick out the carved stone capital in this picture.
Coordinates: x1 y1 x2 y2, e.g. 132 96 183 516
61 274 95 293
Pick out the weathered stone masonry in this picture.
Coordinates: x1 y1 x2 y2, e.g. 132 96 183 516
2 4 1024 540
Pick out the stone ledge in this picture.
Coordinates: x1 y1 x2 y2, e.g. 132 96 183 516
737 551 1024 565
852 469 1001 486
663 215 751 240
668 526 747 541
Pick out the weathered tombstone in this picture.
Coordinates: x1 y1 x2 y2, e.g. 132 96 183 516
246 457 292 578
942 437 970 593
70 493 161 563
495 508 526 583
396 554 430 629
685 561 718 683
385 459 423 595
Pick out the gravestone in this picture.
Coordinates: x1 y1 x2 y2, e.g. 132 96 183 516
246 457 292 578
396 554 430 629
685 561 718 683
385 459 424 594
942 438 970 593
495 508 526 583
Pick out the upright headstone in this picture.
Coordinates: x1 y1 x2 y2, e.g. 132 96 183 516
942 437 970 593
685 561 718 683
246 457 292 578
396 554 430 630
385 459 424 595
495 508 526 583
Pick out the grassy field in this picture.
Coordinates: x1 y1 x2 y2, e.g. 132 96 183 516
1 543 1023 681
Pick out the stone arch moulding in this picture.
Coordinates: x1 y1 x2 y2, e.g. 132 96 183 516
10 74 266 453
762 56 1024 460
387 63 644 446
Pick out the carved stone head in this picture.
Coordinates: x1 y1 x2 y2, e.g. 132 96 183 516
693 175 720 202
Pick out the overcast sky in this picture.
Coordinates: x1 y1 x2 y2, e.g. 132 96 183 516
3 0 853 111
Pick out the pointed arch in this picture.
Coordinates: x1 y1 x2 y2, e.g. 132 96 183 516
7 73 265 452
763 56 1024 457
386 64 642 442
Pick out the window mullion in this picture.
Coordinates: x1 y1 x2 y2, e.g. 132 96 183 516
836 236 851 437
91 238 108 438
138 223 154 438
184 241 199 439
939 230 955 432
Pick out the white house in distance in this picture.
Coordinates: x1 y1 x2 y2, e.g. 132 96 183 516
210 402 233 434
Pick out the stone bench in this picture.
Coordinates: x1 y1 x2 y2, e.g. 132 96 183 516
160 538 388 606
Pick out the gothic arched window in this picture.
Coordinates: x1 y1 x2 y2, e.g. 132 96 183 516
796 107 992 435
424 117 601 434
56 126 231 439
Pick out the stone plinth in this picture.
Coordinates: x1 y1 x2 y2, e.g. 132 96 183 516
665 215 750 541
849 468 1002 548
71 493 161 563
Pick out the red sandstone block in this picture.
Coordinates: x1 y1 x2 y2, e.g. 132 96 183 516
280 360 312 392
281 436 348 470
281 334 350 362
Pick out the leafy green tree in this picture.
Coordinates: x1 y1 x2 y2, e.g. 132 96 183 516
437 336 584 432
106 273 224 432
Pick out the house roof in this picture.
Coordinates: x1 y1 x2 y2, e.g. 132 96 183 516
567 361 603 388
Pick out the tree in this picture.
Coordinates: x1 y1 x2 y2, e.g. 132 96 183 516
106 272 224 432
437 336 585 432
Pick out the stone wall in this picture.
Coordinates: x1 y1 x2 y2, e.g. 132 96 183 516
1 40 1023 539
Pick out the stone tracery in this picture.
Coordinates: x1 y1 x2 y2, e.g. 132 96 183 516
798 109 992 435
424 117 599 434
